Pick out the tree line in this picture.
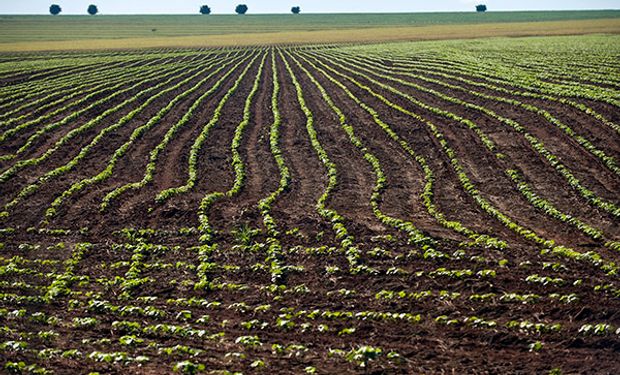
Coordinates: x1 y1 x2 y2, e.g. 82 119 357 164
50 4 487 15
49 4 303 16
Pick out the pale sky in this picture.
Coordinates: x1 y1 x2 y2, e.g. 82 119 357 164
0 0 618 14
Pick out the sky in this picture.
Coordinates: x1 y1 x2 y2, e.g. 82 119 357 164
0 0 618 15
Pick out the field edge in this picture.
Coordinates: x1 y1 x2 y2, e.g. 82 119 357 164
0 18 619 52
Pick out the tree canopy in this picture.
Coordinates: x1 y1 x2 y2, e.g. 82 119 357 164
87 4 98 15
200 5 211 15
49 4 61 15
235 4 248 15
291 6 301 14
476 4 487 12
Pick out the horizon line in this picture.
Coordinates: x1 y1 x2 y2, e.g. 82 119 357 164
2 9 620 16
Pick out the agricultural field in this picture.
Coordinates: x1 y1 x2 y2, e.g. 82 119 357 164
3 11 619 42
1 11 619 51
0 33 619 374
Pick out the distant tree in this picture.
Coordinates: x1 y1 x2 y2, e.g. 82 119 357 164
200 5 211 15
87 4 98 15
476 4 487 12
49 4 61 15
235 4 248 15
291 6 301 14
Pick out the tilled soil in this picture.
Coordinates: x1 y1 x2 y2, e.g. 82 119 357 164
0 41 619 374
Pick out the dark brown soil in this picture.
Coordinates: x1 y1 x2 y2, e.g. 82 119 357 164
0 46 618 375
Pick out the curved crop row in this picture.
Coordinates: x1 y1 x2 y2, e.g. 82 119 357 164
356 49 620 136
380 51 620 119
0 56 218 168
257 51 290 284
0 63 172 148
299 51 506 250
0 52 248 219
0 54 180 123
152 51 265 205
0 58 216 184
0 61 122 105
195 50 268 243
0 50 189 99
0 52 215 123
45 52 253 220
0 58 162 126
315 51 620 220
446 50 620 106
0 59 162 130
257 51 291 238
225 53 268 198
479 51 620 91
278 50 366 273
289 52 438 249
100 51 261 210
357 51 620 137
505 169 608 242
302 51 617 275
328 51 620 177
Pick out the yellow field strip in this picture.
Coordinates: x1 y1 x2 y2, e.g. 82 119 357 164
1 18 619 52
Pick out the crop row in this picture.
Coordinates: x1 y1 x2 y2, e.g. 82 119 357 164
155 51 266 206
319 51 620 220
1 52 249 218
301 50 617 274
280 51 365 274
0 55 220 184
318 51 620 250
46 52 254 220
297 51 507 249
366 52 620 136
101 51 261 209
0 59 151 125
329 50 620 177
257 51 290 284
195 50 266 244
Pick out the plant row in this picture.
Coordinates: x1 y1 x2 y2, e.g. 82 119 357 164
298 51 507 250
304 51 617 275
0 53 248 220
101 52 260 209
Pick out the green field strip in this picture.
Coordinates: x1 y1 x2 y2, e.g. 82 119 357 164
1 11 619 43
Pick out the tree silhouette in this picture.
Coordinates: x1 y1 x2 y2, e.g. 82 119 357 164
200 5 211 15
476 4 487 12
87 4 98 15
235 4 248 15
291 6 301 14
49 4 61 15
